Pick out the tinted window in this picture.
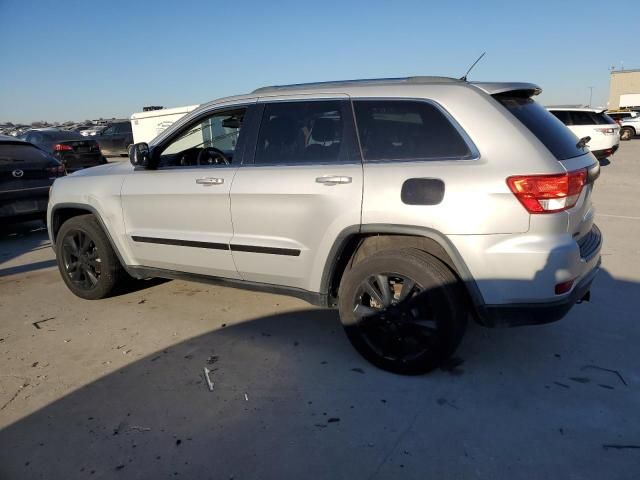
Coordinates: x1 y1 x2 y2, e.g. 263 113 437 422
353 100 472 161
0 143 50 164
595 113 616 125
158 108 246 168
496 96 586 161
47 130 85 141
571 111 599 126
254 101 352 164
114 123 132 134
550 110 571 125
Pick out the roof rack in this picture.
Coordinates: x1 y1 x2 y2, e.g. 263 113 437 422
252 76 460 94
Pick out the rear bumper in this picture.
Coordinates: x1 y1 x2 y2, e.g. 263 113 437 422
591 144 619 159
478 260 600 327
54 153 106 172
0 187 50 218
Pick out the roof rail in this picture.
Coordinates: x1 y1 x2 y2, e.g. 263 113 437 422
252 76 460 94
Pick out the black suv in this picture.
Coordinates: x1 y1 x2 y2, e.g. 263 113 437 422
97 121 133 156
1 135 65 222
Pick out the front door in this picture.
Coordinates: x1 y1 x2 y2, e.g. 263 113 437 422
229 98 363 293
121 106 249 278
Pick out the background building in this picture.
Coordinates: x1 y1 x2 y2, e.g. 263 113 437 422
608 69 640 109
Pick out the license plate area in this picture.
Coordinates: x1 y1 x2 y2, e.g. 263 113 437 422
12 200 39 213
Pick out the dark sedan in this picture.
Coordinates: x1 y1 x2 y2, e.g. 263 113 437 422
21 129 106 172
0 136 65 222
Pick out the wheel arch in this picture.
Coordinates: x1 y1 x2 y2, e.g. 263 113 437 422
50 203 130 272
621 125 636 137
320 224 486 314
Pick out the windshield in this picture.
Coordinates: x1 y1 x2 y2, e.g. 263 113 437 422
495 95 587 161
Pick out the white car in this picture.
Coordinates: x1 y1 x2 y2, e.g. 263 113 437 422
547 108 620 159
80 126 106 137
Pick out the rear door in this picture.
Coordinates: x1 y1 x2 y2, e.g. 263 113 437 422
97 125 115 153
121 105 251 278
229 97 363 292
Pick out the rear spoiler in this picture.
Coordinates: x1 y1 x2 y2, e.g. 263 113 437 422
471 82 542 97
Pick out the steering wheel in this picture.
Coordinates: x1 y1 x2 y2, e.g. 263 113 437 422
197 147 229 166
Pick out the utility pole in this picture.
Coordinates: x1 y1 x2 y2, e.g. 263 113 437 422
588 86 594 107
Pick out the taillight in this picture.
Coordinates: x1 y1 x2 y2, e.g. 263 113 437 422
555 279 575 295
506 169 587 214
54 143 73 151
46 164 66 177
595 128 615 135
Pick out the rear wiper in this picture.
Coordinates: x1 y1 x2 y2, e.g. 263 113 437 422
577 136 591 149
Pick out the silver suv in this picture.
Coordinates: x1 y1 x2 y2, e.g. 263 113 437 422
47 77 602 374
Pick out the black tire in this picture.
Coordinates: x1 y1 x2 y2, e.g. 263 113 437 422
338 248 467 375
55 214 127 300
620 127 634 141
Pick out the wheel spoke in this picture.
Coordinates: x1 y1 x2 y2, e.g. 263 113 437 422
353 303 379 319
84 267 99 286
79 232 91 254
363 277 385 306
63 235 79 255
375 274 393 307
398 277 416 302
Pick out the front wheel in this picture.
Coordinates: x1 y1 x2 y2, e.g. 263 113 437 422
55 214 128 299
338 249 467 375
620 127 634 141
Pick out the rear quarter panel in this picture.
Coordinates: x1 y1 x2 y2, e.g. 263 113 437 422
356 84 565 235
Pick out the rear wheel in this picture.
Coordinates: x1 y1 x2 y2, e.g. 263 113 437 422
55 215 127 299
620 127 634 141
337 249 467 375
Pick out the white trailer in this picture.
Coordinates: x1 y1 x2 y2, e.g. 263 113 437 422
130 105 199 144
619 93 640 109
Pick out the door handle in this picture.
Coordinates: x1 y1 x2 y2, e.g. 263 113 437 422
196 177 224 186
315 175 352 185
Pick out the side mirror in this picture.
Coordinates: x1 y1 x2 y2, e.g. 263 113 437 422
130 142 151 168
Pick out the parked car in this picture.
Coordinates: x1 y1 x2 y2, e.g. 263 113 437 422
21 129 106 172
96 121 134 156
547 108 620 159
80 126 107 137
618 115 640 141
605 110 639 124
48 76 602 375
1 135 65 222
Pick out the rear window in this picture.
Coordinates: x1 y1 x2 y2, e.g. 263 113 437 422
0 143 51 164
551 110 616 126
47 130 85 141
496 96 586 160
353 100 473 161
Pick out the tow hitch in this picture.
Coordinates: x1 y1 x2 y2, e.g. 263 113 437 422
577 291 591 304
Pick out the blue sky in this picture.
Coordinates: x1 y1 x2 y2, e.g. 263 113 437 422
1 0 637 123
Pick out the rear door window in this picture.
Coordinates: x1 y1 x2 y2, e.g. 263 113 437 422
353 100 473 161
495 96 587 160
253 100 357 164
114 123 132 133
